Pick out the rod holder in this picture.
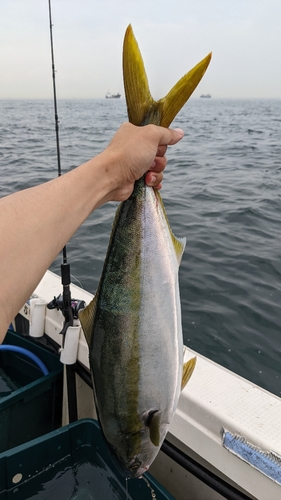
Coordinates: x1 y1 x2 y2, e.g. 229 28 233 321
60 325 80 365
29 298 47 338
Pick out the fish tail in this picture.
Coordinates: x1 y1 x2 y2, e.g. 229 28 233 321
123 24 212 127
123 24 156 126
159 53 212 127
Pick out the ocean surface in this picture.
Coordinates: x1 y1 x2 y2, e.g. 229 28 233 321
1 98 281 398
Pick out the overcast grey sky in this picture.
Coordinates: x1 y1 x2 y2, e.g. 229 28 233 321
1 0 280 99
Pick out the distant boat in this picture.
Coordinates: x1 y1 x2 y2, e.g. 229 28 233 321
105 92 121 99
200 93 211 98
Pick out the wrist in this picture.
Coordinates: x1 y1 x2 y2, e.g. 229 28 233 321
82 149 124 209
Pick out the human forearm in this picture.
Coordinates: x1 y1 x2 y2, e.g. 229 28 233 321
0 154 111 340
0 123 183 342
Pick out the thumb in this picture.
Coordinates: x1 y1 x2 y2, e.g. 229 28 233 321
158 127 184 146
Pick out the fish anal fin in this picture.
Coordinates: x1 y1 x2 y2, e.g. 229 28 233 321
181 356 197 390
173 236 186 266
78 296 98 346
155 190 186 265
145 410 161 447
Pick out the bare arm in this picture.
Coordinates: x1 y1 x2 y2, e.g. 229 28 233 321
0 123 183 342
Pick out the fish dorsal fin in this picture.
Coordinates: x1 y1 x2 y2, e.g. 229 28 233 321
145 410 161 447
78 203 126 346
181 356 197 390
78 296 98 346
123 24 211 127
123 24 156 125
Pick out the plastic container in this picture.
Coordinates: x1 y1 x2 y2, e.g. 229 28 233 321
0 418 175 499
0 331 63 453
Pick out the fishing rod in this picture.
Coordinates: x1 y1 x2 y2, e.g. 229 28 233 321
47 0 78 423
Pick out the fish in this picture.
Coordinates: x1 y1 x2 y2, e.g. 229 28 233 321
79 25 211 479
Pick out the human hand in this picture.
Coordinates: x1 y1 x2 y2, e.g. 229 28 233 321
101 122 184 201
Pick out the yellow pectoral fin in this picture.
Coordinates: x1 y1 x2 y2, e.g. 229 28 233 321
146 410 161 447
181 356 197 390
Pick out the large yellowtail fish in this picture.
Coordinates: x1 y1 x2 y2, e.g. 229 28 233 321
79 25 211 479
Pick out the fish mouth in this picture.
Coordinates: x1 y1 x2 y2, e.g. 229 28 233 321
108 445 148 478
126 458 149 479
118 457 147 479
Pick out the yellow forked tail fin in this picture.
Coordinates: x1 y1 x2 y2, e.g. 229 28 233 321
123 24 212 127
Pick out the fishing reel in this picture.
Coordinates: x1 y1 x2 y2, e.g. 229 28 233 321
47 294 86 319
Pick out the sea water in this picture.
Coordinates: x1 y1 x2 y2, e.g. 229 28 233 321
0 98 281 397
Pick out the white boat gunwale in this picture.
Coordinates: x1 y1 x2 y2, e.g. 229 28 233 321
14 269 281 500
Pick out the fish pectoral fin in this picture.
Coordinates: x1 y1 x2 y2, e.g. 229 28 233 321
159 53 212 128
78 296 98 346
145 410 161 447
181 356 197 390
